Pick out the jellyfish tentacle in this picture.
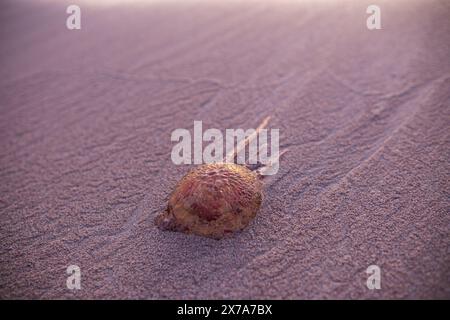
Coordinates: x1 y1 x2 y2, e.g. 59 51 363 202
224 116 271 164
256 149 288 177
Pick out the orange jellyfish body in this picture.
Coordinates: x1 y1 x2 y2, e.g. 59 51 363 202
155 163 263 239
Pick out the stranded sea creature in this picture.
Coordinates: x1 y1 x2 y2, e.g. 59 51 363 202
155 117 286 239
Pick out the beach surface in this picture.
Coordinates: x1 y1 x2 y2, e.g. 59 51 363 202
0 0 449 299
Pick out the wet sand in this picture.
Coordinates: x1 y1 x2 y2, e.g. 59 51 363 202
0 0 449 299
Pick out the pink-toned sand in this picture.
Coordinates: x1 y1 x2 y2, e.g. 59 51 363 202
0 0 449 299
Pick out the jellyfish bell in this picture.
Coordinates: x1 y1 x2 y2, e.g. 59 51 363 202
155 163 263 239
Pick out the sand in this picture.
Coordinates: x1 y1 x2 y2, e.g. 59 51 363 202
0 0 449 299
